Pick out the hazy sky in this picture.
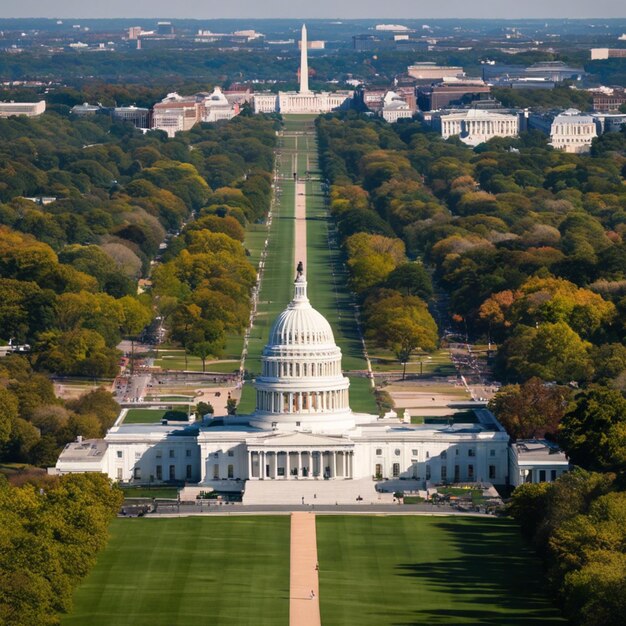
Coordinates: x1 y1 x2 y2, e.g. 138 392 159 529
1 0 625 20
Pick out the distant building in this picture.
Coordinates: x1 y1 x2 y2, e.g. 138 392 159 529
394 86 417 112
375 24 411 31
253 93 279 114
358 89 386 113
152 88 241 137
408 62 464 81
201 87 241 122
549 109 597 153
0 100 46 117
353 34 394 51
592 89 626 113
523 61 585 82
590 48 626 60
298 40 325 50
484 61 584 85
127 26 142 40
380 91 413 123
156 21 174 36
70 102 101 116
436 108 520 146
509 440 569 487
111 106 150 129
592 112 626 134
417 79 491 111
152 95 202 137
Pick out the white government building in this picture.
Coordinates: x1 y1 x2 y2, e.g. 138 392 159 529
253 25 353 115
55 270 568 502
549 109 597 154
438 109 520 146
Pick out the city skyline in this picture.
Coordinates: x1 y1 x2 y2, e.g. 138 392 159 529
1 0 626 20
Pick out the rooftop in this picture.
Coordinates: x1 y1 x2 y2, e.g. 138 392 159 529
58 439 108 462
513 440 569 463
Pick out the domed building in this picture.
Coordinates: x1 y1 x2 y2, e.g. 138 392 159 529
249 273 353 434
55 270 542 503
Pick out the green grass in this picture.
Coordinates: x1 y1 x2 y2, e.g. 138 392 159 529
120 487 179 499
370 348 457 376
317 516 565 626
62 517 290 626
347 376 378 414
124 409 190 424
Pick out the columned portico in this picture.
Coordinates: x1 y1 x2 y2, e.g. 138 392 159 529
246 436 354 480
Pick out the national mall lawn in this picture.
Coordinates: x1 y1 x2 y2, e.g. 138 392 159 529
62 516 290 626
63 515 564 625
317 516 565 625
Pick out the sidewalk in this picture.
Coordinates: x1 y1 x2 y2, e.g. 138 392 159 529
289 512 321 626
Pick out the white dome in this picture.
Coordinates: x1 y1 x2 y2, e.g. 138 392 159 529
268 276 335 347
251 272 354 434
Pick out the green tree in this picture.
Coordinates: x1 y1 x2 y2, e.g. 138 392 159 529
559 388 626 472
0 387 18 444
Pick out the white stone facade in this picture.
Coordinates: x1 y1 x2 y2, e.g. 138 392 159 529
0 100 46 117
509 440 569 487
380 91 413 123
550 109 597 153
439 109 520 146
56 274 516 491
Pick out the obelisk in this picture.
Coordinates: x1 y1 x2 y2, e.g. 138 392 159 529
299 24 310 94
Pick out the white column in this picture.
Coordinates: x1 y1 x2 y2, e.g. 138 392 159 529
260 451 265 479
298 452 302 478
332 452 337 478
248 451 252 479
286 452 290 479
343 452 347 478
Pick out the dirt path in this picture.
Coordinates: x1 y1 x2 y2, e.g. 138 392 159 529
295 180 307 272
289 512 320 626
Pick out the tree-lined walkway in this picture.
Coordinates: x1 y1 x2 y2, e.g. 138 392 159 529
289 512 321 626
295 180 307 271
237 115 377 414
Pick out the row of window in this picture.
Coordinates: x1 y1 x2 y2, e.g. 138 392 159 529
375 463 499 481
122 464 194 481
116 449 194 459
375 448 497 458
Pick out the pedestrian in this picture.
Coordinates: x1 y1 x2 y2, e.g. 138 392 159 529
301 496 304 505
310 590 315 599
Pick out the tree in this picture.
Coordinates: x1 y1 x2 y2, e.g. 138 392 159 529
499 322 593 383
559 388 626 472
67 388 120 434
488 378 572 440
507 481 551 539
364 290 438 379
0 387 18 444
384 263 433 300
192 340 223 373
195 401 214 419
345 233 406 292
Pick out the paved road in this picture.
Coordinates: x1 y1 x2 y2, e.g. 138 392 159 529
145 503 492 517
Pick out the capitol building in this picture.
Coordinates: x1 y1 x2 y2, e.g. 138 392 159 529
53 270 565 503
253 25 353 115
